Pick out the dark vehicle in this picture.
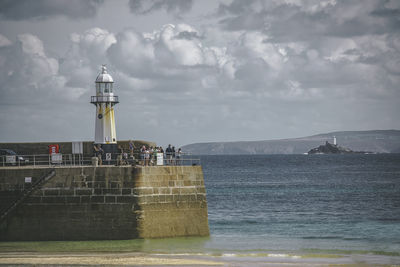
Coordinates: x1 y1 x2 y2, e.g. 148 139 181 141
0 149 28 165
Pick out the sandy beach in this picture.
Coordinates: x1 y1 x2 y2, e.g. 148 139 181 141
1 251 399 266
0 252 223 266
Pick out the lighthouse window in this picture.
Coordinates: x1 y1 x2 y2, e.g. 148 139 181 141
96 83 101 94
104 83 109 93
109 83 113 92
100 83 106 93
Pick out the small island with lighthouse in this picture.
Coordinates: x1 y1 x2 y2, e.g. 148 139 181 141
307 136 372 154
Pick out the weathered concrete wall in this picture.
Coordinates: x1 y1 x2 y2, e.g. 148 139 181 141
0 166 209 241
0 140 156 157
133 167 208 238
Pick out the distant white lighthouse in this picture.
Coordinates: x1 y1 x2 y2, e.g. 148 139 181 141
91 65 119 144
333 136 337 145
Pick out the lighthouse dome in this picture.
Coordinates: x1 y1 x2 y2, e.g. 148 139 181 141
95 65 113 83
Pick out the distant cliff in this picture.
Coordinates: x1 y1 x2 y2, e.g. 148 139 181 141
182 130 400 155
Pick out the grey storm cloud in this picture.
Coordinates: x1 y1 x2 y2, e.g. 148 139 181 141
217 0 400 40
129 0 193 16
0 0 103 20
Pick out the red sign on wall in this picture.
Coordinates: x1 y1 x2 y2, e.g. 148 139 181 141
48 144 59 154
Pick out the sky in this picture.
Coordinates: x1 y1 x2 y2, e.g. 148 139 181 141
0 0 399 147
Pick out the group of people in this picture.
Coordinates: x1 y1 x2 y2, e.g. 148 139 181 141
140 144 182 166
140 145 162 166
165 144 182 165
93 141 184 166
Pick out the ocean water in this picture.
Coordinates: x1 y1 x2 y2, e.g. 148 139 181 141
2 154 400 265
118 154 400 265
200 154 400 256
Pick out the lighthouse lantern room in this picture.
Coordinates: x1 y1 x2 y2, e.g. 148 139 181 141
91 65 119 145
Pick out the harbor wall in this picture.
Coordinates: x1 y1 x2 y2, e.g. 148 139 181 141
0 165 209 241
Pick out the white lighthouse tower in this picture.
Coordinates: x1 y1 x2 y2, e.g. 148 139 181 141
91 65 119 144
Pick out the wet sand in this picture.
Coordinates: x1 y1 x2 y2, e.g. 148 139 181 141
1 252 399 266
0 252 223 266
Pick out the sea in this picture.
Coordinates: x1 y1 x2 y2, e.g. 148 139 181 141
3 154 400 266
139 154 400 265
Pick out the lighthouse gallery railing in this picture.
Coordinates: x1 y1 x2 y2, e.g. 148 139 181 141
91 95 119 104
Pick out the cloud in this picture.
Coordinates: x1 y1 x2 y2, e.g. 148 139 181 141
0 0 103 20
66 28 116 68
108 24 227 80
102 20 400 113
0 34 12 47
217 0 400 40
0 33 94 142
212 0 400 100
0 33 87 105
0 34 58 98
129 0 193 17
55 27 117 92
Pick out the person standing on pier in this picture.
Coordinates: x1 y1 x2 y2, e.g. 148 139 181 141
166 144 172 165
129 140 135 158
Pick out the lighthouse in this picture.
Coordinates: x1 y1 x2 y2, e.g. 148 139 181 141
91 65 119 144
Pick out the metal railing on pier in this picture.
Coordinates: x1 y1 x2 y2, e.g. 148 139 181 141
0 153 200 167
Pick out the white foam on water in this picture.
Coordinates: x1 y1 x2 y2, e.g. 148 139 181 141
267 253 290 257
152 253 207 256
222 253 236 257
219 252 303 259
267 253 301 259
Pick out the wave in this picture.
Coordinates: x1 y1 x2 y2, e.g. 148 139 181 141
302 236 342 240
302 235 371 241
304 248 400 257
212 219 260 225
159 252 302 259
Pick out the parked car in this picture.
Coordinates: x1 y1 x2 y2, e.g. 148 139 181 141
0 149 28 165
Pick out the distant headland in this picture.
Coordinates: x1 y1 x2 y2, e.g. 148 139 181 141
182 130 400 155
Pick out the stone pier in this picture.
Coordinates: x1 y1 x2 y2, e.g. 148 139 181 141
0 166 209 241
